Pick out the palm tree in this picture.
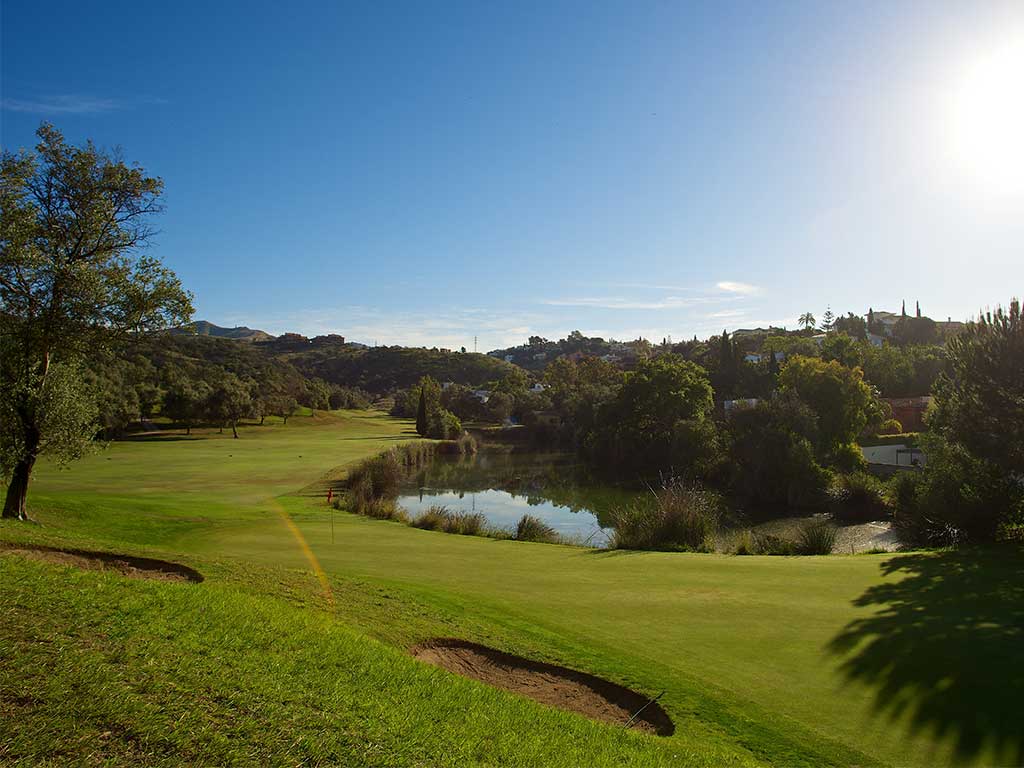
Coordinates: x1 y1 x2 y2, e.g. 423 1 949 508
798 312 817 331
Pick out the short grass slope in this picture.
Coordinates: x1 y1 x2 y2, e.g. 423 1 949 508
2 410 1021 767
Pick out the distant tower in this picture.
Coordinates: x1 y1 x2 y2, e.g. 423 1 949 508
916 300 921 318
901 300 907 318
474 336 477 354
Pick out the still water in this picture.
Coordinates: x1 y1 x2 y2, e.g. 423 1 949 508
396 447 900 553
397 449 637 546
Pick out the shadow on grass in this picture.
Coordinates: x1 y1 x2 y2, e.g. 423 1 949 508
336 432 420 441
119 434 205 442
828 549 1024 764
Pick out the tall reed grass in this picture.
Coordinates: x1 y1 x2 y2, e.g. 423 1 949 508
608 479 722 552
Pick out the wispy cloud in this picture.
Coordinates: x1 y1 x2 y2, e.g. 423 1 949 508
540 294 744 311
708 309 750 319
540 296 698 310
716 280 761 296
1 94 120 115
0 94 165 116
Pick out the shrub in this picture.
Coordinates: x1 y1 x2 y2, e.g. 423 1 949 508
392 441 436 469
427 409 463 440
733 530 755 555
443 511 487 536
344 442 438 516
409 506 489 536
345 473 375 514
878 418 903 435
795 518 838 555
608 480 722 552
435 433 479 456
515 514 559 543
751 533 796 556
828 472 891 524
411 505 450 531
364 498 406 521
346 449 403 498
828 441 868 473
890 435 1022 548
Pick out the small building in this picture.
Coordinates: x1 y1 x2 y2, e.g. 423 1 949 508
471 389 491 404
529 382 546 393
866 332 885 348
744 353 763 364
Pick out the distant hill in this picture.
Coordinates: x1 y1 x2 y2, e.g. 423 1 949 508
172 320 275 343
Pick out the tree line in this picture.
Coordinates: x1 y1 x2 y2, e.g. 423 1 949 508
87 334 374 438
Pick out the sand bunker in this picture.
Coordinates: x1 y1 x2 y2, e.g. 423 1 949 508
1 544 203 583
411 639 673 735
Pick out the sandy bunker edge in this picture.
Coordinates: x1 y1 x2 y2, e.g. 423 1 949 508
411 638 674 735
1 543 204 583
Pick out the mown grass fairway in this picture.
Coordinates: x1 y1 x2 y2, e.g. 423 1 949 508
2 411 1020 766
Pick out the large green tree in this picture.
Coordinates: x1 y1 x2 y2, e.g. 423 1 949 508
777 355 874 451
0 124 192 518
207 374 253 439
930 299 1024 476
162 378 211 435
596 355 714 471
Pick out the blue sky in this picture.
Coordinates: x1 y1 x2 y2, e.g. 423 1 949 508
3 1 1022 349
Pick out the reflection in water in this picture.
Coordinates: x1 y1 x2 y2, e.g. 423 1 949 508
397 450 631 546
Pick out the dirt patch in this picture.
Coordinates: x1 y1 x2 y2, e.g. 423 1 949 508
0 544 203 583
410 639 673 735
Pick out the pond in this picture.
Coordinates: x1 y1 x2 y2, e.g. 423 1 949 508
396 447 899 553
397 449 634 547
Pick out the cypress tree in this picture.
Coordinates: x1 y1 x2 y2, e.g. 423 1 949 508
415 386 428 436
718 330 737 395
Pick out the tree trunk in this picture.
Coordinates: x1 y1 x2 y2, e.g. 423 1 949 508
2 456 35 520
260 415 265 426
231 421 239 439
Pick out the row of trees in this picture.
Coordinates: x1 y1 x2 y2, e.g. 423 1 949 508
668 329 945 401
535 352 881 511
81 336 375 439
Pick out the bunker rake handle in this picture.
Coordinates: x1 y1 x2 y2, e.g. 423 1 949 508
624 691 665 728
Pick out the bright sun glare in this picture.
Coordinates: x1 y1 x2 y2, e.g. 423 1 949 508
947 35 1024 195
